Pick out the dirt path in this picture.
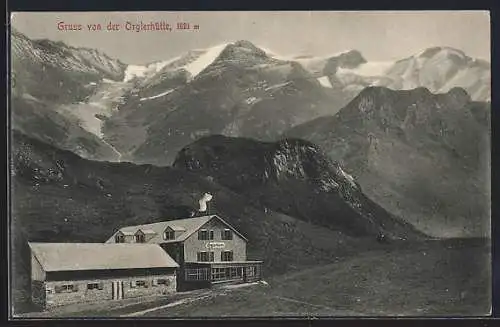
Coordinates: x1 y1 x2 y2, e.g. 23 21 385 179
122 282 264 317
121 292 214 317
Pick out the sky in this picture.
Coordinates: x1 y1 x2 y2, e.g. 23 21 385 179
11 11 491 65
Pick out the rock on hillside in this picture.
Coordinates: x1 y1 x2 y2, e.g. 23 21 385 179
173 135 424 240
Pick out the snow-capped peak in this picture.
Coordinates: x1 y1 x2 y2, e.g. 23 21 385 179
417 46 467 60
123 56 183 82
262 47 355 62
183 43 229 79
337 61 393 77
122 43 232 83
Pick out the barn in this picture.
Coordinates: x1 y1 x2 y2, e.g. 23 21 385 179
29 243 179 309
107 215 263 291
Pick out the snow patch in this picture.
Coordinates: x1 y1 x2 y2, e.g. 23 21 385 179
260 47 291 61
183 43 229 79
265 81 292 91
337 62 392 77
317 76 333 88
339 166 357 187
88 101 108 109
123 56 182 82
148 57 182 72
245 96 261 105
139 89 174 101
263 47 352 62
123 65 149 82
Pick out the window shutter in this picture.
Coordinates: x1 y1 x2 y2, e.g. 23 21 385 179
130 281 136 288
98 283 103 290
152 279 158 286
73 284 79 292
209 230 214 240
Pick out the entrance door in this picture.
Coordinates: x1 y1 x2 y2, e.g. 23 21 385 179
112 281 124 300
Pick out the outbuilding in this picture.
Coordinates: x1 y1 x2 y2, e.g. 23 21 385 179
29 242 179 309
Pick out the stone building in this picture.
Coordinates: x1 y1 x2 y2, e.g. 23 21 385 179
29 243 178 309
106 215 263 290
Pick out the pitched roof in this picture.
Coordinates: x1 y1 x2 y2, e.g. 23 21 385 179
118 231 135 236
29 243 179 272
107 215 247 244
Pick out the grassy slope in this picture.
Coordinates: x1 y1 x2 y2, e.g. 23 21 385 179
11 131 389 313
143 239 491 317
11 132 490 317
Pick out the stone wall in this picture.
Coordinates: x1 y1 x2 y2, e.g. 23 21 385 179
42 273 176 309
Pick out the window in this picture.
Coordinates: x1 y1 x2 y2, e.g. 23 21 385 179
221 229 233 240
135 280 148 288
87 283 103 290
185 268 210 281
55 284 78 293
246 266 256 277
198 229 214 240
164 230 175 240
221 251 234 262
157 279 170 286
197 251 214 262
211 268 227 281
230 267 241 278
115 234 124 243
135 234 145 243
198 230 207 240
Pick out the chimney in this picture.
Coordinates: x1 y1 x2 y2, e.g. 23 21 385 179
198 193 213 215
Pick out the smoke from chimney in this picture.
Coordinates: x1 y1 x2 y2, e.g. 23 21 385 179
198 193 213 212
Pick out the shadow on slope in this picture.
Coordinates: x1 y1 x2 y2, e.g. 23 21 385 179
11 130 387 313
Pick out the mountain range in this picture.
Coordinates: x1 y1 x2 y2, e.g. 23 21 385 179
286 86 490 237
10 31 491 237
11 30 491 166
9 29 491 314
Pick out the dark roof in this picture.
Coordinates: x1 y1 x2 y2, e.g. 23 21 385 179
29 243 179 272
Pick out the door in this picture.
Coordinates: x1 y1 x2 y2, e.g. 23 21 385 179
112 281 124 300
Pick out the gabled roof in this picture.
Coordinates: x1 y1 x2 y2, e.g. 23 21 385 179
168 225 186 231
117 231 135 236
107 215 247 244
138 229 156 235
29 243 179 272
